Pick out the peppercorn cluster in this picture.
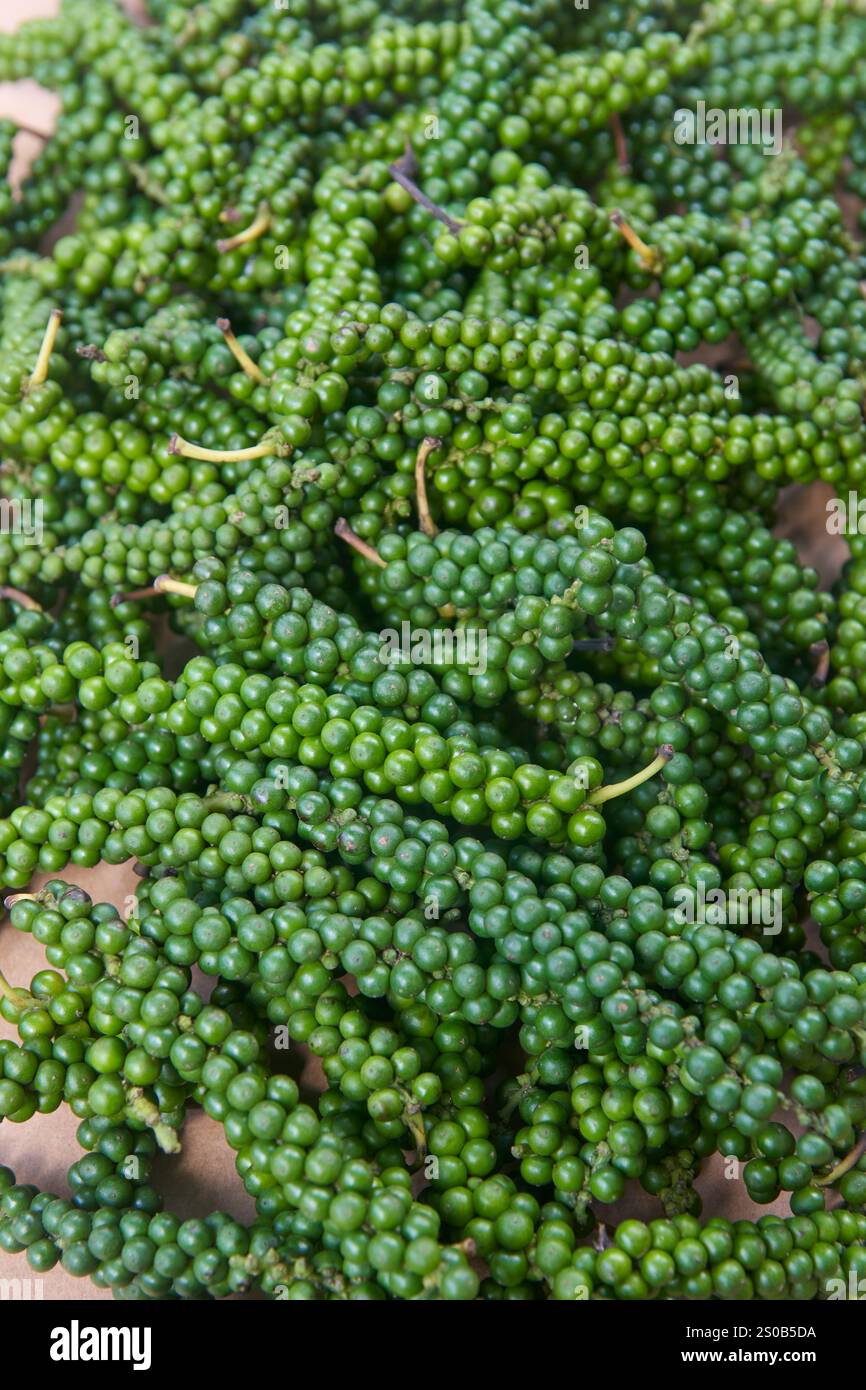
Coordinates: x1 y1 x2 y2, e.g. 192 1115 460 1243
3 0 866 1303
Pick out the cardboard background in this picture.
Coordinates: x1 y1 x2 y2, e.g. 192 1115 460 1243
0 0 850 1301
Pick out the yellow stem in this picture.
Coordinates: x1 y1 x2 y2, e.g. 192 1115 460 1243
125 1087 182 1155
0 968 36 1012
334 517 386 568
0 257 43 275
610 210 661 274
415 436 441 538
216 317 269 384
4 892 37 908
588 744 673 806
28 308 62 389
154 575 198 599
216 202 271 254
129 163 172 207
817 1133 866 1187
399 1088 428 1157
168 433 287 462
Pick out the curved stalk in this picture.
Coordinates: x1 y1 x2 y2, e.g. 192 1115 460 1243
817 1133 866 1187
168 433 288 462
610 210 662 274
216 202 271 254
415 436 441 538
588 744 673 806
28 308 62 389
0 586 42 612
216 317 269 384
334 517 386 568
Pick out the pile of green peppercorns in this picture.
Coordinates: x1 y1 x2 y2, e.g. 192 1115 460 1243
3 0 866 1302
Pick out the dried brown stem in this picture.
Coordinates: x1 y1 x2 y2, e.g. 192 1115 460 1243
0 585 42 612
334 517 385 568
573 636 616 653
388 145 464 235
415 436 441 537
110 584 160 607
610 113 630 172
810 639 831 687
